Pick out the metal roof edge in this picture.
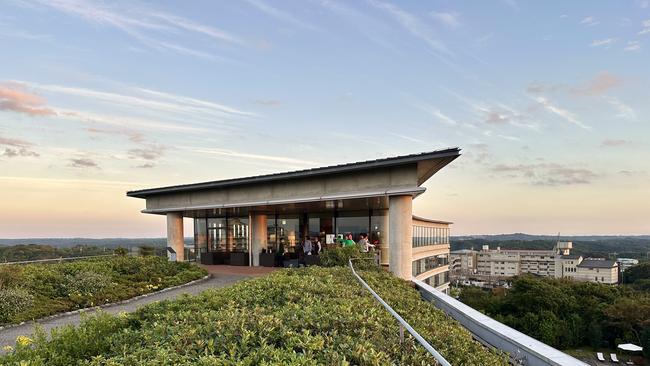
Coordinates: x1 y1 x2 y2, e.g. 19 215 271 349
127 148 460 198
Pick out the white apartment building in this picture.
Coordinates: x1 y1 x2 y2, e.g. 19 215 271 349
450 241 619 285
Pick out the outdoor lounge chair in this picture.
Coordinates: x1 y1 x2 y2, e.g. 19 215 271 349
610 353 619 363
597 352 605 362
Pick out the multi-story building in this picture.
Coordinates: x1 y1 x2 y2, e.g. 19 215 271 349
450 249 477 280
450 241 619 285
126 149 459 292
572 259 619 284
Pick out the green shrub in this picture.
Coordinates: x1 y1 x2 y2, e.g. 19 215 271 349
1 267 507 365
0 265 24 289
320 246 376 269
0 288 33 323
0 256 207 325
113 247 128 256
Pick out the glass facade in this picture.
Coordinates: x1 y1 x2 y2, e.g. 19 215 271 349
412 254 449 277
412 225 450 248
195 209 388 257
423 271 450 287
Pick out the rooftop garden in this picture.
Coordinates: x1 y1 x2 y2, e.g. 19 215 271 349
2 265 507 365
0 255 207 325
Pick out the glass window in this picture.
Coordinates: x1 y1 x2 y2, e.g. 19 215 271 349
194 218 207 259
228 217 249 252
370 211 387 246
207 218 227 251
336 211 369 242
278 215 300 252
308 213 334 245
267 216 277 252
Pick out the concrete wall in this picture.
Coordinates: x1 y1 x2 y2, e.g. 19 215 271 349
145 165 418 211
389 195 413 280
166 212 184 262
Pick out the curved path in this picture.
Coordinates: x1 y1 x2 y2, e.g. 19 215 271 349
0 265 275 350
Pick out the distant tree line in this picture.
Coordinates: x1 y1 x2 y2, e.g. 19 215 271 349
0 244 108 262
459 275 650 355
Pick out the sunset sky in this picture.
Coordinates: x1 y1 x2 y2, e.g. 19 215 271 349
0 0 649 238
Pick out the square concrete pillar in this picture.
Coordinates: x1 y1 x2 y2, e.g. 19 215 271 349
250 213 268 266
167 212 184 262
389 195 413 280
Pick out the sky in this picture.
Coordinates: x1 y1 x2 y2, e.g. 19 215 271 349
0 0 649 238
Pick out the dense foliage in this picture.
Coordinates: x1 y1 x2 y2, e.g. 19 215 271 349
0 244 109 262
459 275 650 355
1 267 507 365
624 262 650 290
320 246 376 269
0 256 206 325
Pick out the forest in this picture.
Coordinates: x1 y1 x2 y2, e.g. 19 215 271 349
459 272 650 355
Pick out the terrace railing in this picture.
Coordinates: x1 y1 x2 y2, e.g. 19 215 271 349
0 254 114 266
348 258 451 366
414 279 589 366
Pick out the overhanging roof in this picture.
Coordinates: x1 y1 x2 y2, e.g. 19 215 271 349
127 148 460 199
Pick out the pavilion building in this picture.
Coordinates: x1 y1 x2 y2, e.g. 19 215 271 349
127 148 459 291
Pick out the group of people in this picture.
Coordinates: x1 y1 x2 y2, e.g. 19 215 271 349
341 232 376 252
299 233 376 255
298 236 322 256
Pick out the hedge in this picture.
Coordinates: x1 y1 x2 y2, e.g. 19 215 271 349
1 267 507 365
0 256 207 325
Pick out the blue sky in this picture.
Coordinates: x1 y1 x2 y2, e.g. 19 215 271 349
0 0 648 237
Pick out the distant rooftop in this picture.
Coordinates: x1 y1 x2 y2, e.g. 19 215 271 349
127 148 461 198
561 254 582 260
578 259 618 269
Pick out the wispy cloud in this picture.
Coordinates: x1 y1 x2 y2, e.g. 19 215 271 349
127 145 165 161
368 0 451 56
571 72 621 96
0 82 56 116
534 96 589 130
430 11 461 28
604 96 637 121
190 147 319 167
69 157 99 168
410 100 458 126
580 16 599 26
243 0 320 31
491 162 598 186
639 19 650 34
28 0 243 61
590 38 616 47
601 139 631 147
0 134 39 158
624 41 641 51
390 133 424 143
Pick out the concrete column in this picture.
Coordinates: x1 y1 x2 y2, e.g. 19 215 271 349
167 212 184 262
250 213 268 266
389 195 413 280
379 213 390 266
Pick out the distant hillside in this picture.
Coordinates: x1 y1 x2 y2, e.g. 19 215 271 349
452 234 650 259
0 238 192 248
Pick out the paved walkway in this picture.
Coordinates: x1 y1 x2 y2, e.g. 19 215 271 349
0 270 265 350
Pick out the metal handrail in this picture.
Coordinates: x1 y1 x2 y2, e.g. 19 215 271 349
0 254 115 266
348 258 452 366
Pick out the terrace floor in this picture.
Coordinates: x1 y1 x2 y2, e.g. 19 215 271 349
198 264 279 276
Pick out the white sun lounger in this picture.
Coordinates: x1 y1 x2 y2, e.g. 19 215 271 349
597 352 605 362
610 353 619 363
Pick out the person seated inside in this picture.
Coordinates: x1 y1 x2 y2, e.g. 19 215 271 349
357 233 376 252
